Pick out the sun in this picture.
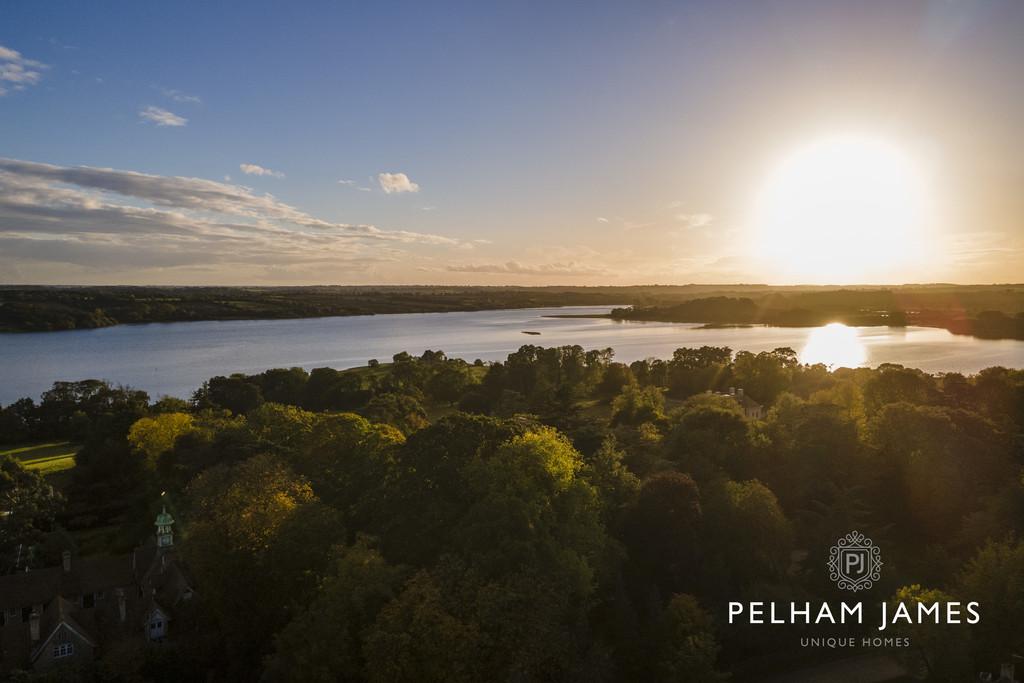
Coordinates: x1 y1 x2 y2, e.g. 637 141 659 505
751 134 931 283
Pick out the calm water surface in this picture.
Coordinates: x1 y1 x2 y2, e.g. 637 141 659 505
1 306 1022 404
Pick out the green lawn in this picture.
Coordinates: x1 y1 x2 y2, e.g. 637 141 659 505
1 441 80 478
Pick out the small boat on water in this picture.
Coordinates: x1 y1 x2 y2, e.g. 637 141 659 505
521 330 541 335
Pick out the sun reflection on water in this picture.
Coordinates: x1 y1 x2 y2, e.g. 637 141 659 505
800 322 867 368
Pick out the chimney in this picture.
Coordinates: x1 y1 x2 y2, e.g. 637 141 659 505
737 388 744 397
116 588 126 622
29 609 40 641
729 387 735 395
61 550 71 572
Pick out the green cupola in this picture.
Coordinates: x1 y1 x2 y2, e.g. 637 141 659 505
155 505 175 548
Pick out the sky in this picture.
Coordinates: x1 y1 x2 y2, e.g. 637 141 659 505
1 0 1022 285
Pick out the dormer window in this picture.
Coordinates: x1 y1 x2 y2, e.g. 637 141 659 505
148 617 166 639
53 642 74 658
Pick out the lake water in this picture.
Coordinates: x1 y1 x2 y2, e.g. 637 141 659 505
1 305 1022 404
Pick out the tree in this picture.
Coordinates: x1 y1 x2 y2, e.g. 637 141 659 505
0 455 63 571
288 412 404 526
957 540 1024 670
666 394 751 480
265 539 404 683
888 585 972 681
863 365 934 414
363 569 483 683
701 479 793 596
624 472 703 596
252 367 309 406
127 412 195 466
666 346 732 398
612 379 665 426
731 347 797 404
427 362 472 405
368 422 610 681
304 367 369 411
202 375 264 414
582 436 640 523
363 393 428 434
648 594 727 682
184 454 336 672
761 399 864 512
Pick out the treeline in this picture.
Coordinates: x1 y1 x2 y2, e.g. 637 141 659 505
1 347 1024 680
0 285 625 332
612 289 1024 339
3 283 1024 335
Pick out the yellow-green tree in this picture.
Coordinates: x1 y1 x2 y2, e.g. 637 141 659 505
127 412 195 466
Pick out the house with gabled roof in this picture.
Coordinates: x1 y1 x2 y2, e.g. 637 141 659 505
0 505 194 674
710 386 765 420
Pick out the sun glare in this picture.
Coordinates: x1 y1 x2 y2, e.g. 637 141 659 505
752 135 930 283
800 322 867 368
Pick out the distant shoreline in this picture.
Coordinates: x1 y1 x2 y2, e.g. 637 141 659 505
1 284 1022 341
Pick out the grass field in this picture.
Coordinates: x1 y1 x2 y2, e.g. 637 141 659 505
1 441 80 478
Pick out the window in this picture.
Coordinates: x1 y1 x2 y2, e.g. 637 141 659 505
21 606 31 623
53 642 74 658
83 593 95 609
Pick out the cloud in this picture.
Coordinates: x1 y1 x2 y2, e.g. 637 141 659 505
378 172 420 194
240 163 285 178
0 44 47 96
676 212 713 229
596 216 609 223
160 87 201 104
0 157 468 280
445 260 607 277
337 179 355 185
139 106 187 127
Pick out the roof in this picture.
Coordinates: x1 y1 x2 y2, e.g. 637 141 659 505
155 507 174 527
0 567 62 609
736 393 762 410
711 389 763 411
0 554 133 611
30 596 97 662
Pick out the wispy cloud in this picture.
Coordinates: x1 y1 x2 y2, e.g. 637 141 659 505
240 163 284 178
139 106 187 127
675 212 713 229
160 87 201 104
596 216 609 223
378 172 420 194
0 157 468 281
0 44 48 96
446 260 607 277
337 179 355 186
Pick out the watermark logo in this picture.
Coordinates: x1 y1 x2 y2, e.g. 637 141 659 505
827 531 882 592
